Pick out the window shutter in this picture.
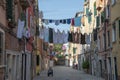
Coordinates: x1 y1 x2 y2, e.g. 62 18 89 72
101 11 105 23
88 15 91 23
6 0 13 21
119 20 120 38
96 16 100 27
0 32 3 53
94 2 97 16
73 47 76 54
86 8 89 15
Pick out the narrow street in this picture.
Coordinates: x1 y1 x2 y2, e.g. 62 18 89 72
34 66 105 80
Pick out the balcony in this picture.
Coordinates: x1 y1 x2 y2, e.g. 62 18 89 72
7 20 16 29
84 0 89 6
97 5 103 11
96 0 104 11
19 0 30 9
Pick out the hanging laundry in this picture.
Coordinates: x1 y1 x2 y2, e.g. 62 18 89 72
74 16 82 27
85 33 91 44
44 27 49 42
67 19 71 24
30 15 35 37
39 27 44 39
62 31 68 43
53 30 58 44
58 30 63 44
63 19 66 24
72 32 75 43
60 20 63 23
44 19 49 25
68 31 73 42
42 19 45 22
49 28 53 43
17 19 25 38
55 20 60 26
49 19 53 23
81 33 86 44
73 32 80 43
71 18 74 26
23 8 31 38
23 28 31 38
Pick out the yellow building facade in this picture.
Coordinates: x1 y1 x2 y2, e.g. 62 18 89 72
111 0 120 79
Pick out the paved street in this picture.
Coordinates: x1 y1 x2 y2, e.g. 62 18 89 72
33 66 105 80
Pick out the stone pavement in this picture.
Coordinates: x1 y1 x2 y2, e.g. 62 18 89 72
33 66 105 80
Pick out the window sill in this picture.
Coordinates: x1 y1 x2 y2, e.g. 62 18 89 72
0 65 6 68
111 2 116 7
112 41 117 44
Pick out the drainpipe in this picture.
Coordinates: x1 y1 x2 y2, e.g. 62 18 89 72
23 36 27 80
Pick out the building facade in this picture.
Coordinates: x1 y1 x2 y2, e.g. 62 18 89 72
111 0 120 79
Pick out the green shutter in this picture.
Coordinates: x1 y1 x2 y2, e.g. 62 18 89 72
86 8 89 15
88 14 91 23
101 11 105 23
119 20 120 38
86 8 91 23
20 12 26 21
96 16 100 27
73 47 76 54
6 0 13 21
94 2 97 16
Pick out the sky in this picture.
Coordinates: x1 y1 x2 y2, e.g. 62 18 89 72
38 0 84 32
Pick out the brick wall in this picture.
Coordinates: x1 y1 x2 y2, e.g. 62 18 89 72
0 67 5 80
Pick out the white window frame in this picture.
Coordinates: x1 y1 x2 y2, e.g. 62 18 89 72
112 0 116 5
0 28 5 66
106 5 110 19
103 34 105 49
98 36 100 51
112 23 116 42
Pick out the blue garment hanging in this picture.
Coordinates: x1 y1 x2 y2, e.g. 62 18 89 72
74 16 82 27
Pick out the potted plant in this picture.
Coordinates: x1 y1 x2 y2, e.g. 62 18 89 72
82 60 89 73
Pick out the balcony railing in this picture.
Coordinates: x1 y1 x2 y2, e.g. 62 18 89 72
96 0 104 11
19 0 30 9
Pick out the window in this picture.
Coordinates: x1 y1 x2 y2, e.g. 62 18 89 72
119 20 120 38
0 0 5 8
112 23 116 42
106 5 110 18
112 0 116 5
96 16 100 27
101 11 105 23
104 60 107 69
94 2 97 16
6 0 15 22
36 55 39 66
73 47 76 54
107 31 110 47
103 34 105 49
0 31 4 65
98 36 100 50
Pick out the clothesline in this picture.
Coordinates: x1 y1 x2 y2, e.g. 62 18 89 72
42 16 82 26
